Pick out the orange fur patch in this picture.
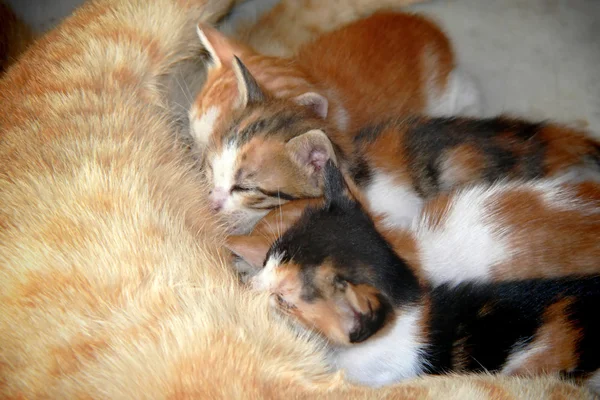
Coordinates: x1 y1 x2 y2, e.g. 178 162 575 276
490 184 600 279
506 299 581 375
438 144 485 189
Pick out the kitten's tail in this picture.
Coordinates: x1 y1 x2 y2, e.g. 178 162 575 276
0 1 35 76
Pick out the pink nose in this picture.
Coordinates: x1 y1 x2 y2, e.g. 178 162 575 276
209 187 228 212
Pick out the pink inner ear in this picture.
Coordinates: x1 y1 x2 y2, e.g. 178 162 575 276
309 148 329 171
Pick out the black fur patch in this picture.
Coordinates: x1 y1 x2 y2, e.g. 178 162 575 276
349 293 393 344
354 122 389 144
348 158 372 188
423 276 600 376
402 116 548 197
267 162 421 308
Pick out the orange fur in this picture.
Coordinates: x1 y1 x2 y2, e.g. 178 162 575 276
237 178 600 286
489 182 600 279
355 118 600 201
0 0 596 397
230 0 431 57
191 12 456 144
503 299 581 376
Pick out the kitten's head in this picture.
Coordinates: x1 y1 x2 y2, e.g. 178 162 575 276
191 25 338 233
227 162 418 345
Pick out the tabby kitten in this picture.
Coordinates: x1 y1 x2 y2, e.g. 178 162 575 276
192 12 483 231
192 11 477 146
246 162 600 388
228 163 600 286
201 57 600 233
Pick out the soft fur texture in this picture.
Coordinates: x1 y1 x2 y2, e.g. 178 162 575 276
0 0 596 398
246 164 600 387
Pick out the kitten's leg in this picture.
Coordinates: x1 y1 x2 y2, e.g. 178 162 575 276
427 67 484 118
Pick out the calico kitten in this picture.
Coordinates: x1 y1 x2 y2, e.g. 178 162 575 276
202 57 600 233
246 162 600 388
228 163 600 285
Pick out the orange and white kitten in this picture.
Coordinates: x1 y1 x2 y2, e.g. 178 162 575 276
190 11 480 148
200 57 600 234
227 167 600 286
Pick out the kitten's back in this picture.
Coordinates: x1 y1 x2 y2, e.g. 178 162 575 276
297 12 455 132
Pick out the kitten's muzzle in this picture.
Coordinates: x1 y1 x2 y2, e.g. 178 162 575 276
208 187 228 212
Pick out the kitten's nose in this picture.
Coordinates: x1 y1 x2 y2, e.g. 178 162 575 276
209 187 228 212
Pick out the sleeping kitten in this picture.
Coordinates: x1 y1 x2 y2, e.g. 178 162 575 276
191 11 477 147
228 163 600 285
192 12 484 231
201 57 600 233
244 162 600 388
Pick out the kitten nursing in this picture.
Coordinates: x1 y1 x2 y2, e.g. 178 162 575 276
235 162 600 387
193 14 600 234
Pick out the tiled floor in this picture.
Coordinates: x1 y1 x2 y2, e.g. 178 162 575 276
7 0 600 134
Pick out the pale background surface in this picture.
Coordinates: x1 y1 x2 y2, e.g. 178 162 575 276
8 0 599 135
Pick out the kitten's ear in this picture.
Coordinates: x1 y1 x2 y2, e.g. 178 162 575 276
232 56 266 109
323 160 350 207
342 282 390 343
197 23 247 69
225 235 271 268
286 130 337 186
292 92 328 119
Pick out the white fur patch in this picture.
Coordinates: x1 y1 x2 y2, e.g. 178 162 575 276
190 106 221 147
212 144 237 191
415 183 511 286
332 106 350 132
251 252 284 291
364 171 423 229
415 177 599 286
427 68 483 117
332 307 426 387
501 337 547 375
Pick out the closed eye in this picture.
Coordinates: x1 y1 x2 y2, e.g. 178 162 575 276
231 185 255 192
